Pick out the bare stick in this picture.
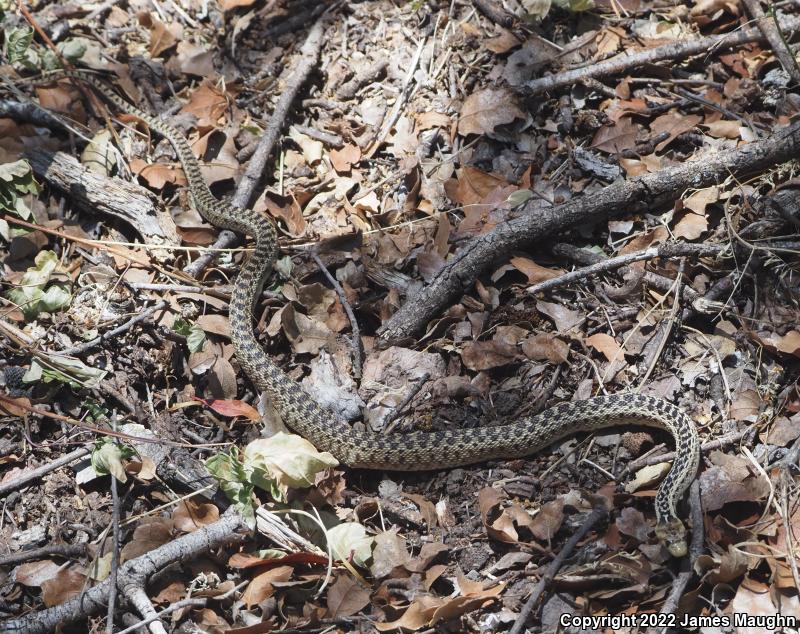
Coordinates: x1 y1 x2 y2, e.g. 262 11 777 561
184 14 330 278
742 1 800 84
0 543 88 567
524 14 800 96
60 300 168 356
377 119 800 346
657 481 704 620
1 511 250 633
624 429 749 475
508 506 608 634
526 242 725 296
0 446 91 498
311 252 363 379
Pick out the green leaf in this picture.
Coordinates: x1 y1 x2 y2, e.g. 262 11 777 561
243 433 339 502
23 355 107 389
92 440 134 482
4 250 71 319
5 26 33 64
506 189 533 207
57 38 87 63
326 522 374 566
186 325 206 353
172 318 192 336
206 449 256 523
0 160 39 219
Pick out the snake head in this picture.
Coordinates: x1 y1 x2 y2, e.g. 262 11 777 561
654 518 688 558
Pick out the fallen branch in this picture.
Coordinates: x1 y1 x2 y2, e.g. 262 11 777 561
1 511 250 633
24 149 178 249
523 13 800 96
377 119 800 346
742 1 800 84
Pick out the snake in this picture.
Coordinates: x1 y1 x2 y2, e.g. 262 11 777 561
36 70 700 557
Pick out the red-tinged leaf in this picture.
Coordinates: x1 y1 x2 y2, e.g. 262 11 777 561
200 398 262 422
229 551 329 570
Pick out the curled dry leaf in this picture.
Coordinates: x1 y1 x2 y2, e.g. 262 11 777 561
172 499 221 532
509 256 564 284
461 339 520 371
241 565 293 609
585 332 622 363
521 333 569 364
201 398 262 422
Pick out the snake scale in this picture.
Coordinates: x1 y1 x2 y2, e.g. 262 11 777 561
42 70 700 557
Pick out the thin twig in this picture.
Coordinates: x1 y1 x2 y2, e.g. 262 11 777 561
184 13 330 278
657 480 704 622
60 300 168 356
527 242 724 296
311 252 363 379
508 506 608 634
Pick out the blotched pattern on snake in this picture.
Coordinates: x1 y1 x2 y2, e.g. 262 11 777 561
43 70 700 557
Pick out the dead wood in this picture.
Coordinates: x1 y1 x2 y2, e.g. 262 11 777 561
523 13 800 96
0 511 250 634
377 119 800 346
24 148 178 249
743 0 800 84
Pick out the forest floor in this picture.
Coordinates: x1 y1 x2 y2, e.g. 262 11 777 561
1 0 800 632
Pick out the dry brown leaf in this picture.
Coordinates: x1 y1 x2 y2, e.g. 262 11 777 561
313 468 347 506
172 499 220 533
14 560 60 587
41 568 87 607
204 398 262 422
703 119 742 139
371 530 411 579
256 191 307 237
130 158 187 189
521 334 569 364
699 454 770 512
241 565 293 608
120 518 173 562
591 117 638 154
181 84 229 129
615 507 648 542
175 40 216 77
536 300 582 333
510 256 564 284
326 574 370 618
461 339 520 370
651 112 702 151
405 542 449 573
330 144 362 173
458 87 526 137
484 30 522 54
585 333 622 362
148 19 182 58
527 499 565 541
673 212 708 240
760 330 800 358
683 186 721 215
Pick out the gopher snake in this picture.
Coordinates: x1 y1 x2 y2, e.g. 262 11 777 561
39 70 699 557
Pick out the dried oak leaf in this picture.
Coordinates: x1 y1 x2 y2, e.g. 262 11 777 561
41 568 87 607
461 339 520 370
458 87 526 137
591 117 638 154
148 19 182 58
241 565 293 608
327 574 370 618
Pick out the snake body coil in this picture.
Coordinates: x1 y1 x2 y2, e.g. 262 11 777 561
49 70 700 557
